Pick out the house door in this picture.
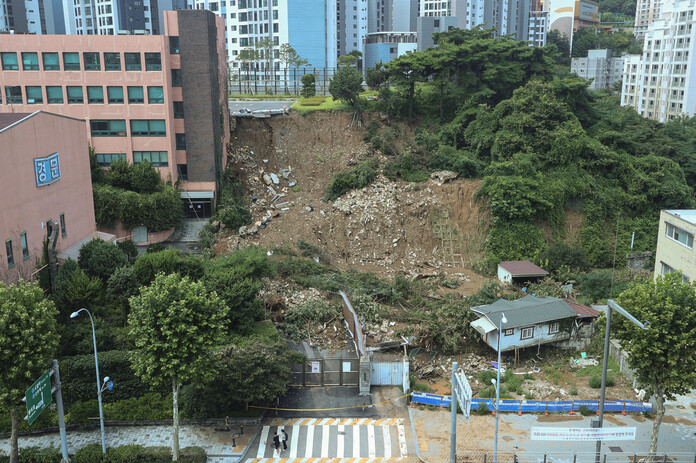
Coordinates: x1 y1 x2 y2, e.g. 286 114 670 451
132 225 147 244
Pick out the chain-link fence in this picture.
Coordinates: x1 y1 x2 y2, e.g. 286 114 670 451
449 452 696 463
229 67 365 96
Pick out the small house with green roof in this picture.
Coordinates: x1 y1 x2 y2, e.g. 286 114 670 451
470 295 599 353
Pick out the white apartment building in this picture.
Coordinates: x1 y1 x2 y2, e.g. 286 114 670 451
527 10 547 46
571 49 625 90
62 0 179 35
337 0 368 56
621 53 642 108
634 0 662 40
620 0 696 121
421 0 451 16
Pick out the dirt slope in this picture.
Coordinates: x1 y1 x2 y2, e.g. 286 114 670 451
217 111 488 294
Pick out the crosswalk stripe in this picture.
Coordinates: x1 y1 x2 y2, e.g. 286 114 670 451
258 427 271 458
290 425 299 459
367 426 376 458
353 424 360 458
337 425 345 458
397 425 407 458
382 425 391 458
321 425 330 458
306 426 315 458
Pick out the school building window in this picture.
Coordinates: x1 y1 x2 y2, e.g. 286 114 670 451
42 52 60 70
87 86 104 103
84 52 101 70
5 240 14 269
107 86 124 104
4 86 22 104
26 86 43 104
145 53 161 71
66 86 84 104
127 86 144 103
22 52 40 70
95 153 126 166
147 86 164 104
134 151 168 167
1 52 19 70
130 120 166 136
175 133 186 150
60 213 67 238
46 86 63 104
173 101 184 118
20 232 29 260
104 52 121 71
177 163 188 180
171 69 182 87
63 52 80 70
90 120 127 137
124 53 141 71
169 37 180 54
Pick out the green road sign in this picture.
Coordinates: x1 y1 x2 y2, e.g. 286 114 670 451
25 370 52 425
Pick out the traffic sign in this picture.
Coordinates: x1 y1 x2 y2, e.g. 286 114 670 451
25 370 53 425
452 369 473 421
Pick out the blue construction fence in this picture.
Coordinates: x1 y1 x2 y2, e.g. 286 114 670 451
411 392 653 413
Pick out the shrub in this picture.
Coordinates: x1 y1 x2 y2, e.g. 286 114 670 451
216 206 252 231
146 243 166 254
106 266 140 309
476 402 490 414
301 73 316 98
52 258 83 314
578 405 592 416
589 376 602 388
71 443 104 463
116 239 138 263
17 446 61 463
180 447 207 463
128 161 162 194
580 270 629 303
540 243 589 275
133 249 204 285
384 153 430 183
203 266 261 333
325 161 378 201
78 239 129 280
486 222 547 267
428 146 481 178
52 268 102 312
215 169 251 232
301 96 326 106
569 387 578 396
65 400 99 425
92 183 122 228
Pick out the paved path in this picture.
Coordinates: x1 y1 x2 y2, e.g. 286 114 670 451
246 418 408 462
0 424 257 463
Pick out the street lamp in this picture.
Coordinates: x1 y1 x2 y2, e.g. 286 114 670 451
493 312 508 463
595 300 649 463
70 308 107 454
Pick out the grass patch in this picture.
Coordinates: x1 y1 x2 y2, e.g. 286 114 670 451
295 96 352 115
300 96 327 106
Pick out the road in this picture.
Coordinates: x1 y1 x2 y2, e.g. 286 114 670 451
228 100 293 114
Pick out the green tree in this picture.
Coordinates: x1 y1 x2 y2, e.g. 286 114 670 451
279 43 309 94
0 280 59 463
301 73 316 98
614 273 696 455
329 66 363 111
255 37 275 92
546 30 571 65
78 238 129 280
338 50 363 69
365 63 387 90
132 249 204 285
237 48 259 94
128 273 228 461
106 266 140 310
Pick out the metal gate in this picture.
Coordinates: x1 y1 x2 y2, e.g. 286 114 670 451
132 225 147 243
370 359 406 386
290 358 359 387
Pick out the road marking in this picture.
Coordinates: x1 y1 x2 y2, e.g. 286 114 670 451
367 426 376 458
258 426 271 458
337 425 345 458
306 425 315 458
353 424 360 458
397 425 407 458
382 425 391 458
290 425 299 458
321 425 330 458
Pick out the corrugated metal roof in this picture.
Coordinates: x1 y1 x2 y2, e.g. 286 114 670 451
498 260 549 276
566 298 600 317
472 295 578 328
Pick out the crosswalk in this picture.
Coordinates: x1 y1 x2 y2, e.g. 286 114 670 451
249 419 408 462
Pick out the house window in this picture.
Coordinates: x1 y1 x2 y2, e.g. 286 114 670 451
127 86 144 103
90 119 126 137
169 36 180 54
5 239 14 269
175 133 186 150
42 52 60 70
87 86 104 103
66 86 84 104
173 101 184 118
177 163 188 180
124 53 141 71
666 223 694 248
134 151 168 167
107 86 124 104
20 232 29 260
1 52 19 70
171 69 182 87
660 262 689 283
503 328 514 336
145 52 161 71
130 119 166 136
46 86 63 104
63 52 80 70
22 52 40 70
4 86 22 104
26 86 43 104
147 86 164 104
520 326 534 340
549 322 560 334
104 52 121 71
95 153 126 166
83 52 100 70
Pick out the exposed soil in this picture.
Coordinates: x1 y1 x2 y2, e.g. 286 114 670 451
662 415 696 425
536 415 584 422
218 112 488 293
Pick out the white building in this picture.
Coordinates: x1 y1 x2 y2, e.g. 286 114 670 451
62 0 181 35
527 10 548 46
620 0 696 121
0 0 66 33
571 49 625 90
634 0 662 40
337 0 368 57
621 53 642 108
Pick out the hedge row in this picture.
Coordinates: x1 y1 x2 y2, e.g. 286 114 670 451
0 444 206 463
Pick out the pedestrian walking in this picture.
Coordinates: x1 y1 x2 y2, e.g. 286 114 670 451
273 432 281 456
281 428 288 451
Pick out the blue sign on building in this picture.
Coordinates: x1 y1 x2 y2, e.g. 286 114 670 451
34 153 61 187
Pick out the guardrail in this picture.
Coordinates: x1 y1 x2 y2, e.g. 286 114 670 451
411 392 653 413
453 452 696 463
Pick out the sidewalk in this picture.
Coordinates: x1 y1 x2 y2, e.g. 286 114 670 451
0 424 258 463
410 408 696 462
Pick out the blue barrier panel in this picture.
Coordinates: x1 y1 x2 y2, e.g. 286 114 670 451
547 401 573 412
411 392 444 406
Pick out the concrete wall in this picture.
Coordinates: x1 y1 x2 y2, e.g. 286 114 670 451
0 112 95 283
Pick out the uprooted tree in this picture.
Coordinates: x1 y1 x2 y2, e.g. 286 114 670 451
614 272 696 456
